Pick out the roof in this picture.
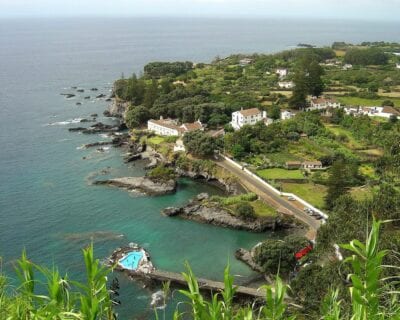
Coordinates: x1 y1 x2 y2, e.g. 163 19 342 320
286 161 302 166
181 121 203 132
148 119 180 131
303 161 322 166
239 108 261 117
311 97 338 105
382 106 400 115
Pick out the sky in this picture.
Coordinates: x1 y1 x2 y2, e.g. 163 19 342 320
0 0 399 21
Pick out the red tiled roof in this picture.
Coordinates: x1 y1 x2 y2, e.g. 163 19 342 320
382 106 400 115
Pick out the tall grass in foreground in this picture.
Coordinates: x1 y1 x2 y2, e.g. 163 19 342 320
174 219 399 319
0 219 398 319
0 243 115 320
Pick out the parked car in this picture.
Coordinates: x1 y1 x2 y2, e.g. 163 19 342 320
288 196 296 201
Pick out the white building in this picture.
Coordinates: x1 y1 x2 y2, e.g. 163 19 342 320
344 106 400 119
396 63 400 69
343 64 353 70
231 108 266 130
276 68 288 78
147 118 180 136
281 110 295 120
307 97 341 111
147 117 203 136
239 58 253 66
278 81 295 89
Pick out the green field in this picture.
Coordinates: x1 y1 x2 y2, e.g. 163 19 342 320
257 168 304 180
325 124 366 149
146 135 165 145
281 182 327 209
337 96 400 107
250 200 277 217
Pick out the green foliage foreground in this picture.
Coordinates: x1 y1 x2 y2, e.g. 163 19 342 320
1 220 399 319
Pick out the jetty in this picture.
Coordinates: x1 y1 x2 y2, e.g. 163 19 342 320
108 245 266 300
142 269 266 299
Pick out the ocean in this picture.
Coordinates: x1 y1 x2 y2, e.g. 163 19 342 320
0 17 399 318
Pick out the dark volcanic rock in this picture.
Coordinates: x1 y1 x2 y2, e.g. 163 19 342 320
68 127 86 132
90 113 98 117
91 88 98 91
96 94 106 98
61 93 76 99
93 177 177 196
105 98 112 102
77 89 84 92
162 195 280 232
83 141 113 148
84 96 91 99
68 122 124 134
76 102 82 106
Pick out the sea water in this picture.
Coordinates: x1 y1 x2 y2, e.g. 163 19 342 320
1 17 399 318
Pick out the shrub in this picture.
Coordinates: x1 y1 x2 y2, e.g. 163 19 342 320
147 165 176 182
235 202 256 220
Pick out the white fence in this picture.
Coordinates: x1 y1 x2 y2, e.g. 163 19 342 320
223 156 329 220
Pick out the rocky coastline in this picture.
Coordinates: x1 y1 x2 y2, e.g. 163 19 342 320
93 176 177 196
162 193 285 232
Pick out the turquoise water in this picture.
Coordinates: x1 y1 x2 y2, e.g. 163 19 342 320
119 252 144 270
1 17 400 318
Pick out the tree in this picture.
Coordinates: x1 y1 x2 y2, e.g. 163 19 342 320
324 158 353 210
125 105 150 128
253 235 309 276
381 99 394 107
144 78 159 108
235 202 255 220
289 69 308 109
269 104 281 121
307 60 324 96
183 131 220 157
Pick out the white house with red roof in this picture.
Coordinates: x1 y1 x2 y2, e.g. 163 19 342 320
231 108 267 130
147 117 203 136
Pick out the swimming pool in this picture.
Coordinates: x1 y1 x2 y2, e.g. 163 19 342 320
119 251 144 270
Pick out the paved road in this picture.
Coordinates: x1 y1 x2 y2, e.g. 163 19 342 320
216 158 321 236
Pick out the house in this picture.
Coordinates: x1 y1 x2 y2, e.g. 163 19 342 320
264 118 274 126
239 58 253 66
285 161 302 169
147 117 204 136
342 64 353 70
307 97 341 111
346 106 400 119
147 118 180 136
278 81 295 89
396 63 400 69
375 106 400 119
276 68 288 78
302 161 323 170
173 139 186 152
231 108 266 130
281 110 295 120
180 120 204 133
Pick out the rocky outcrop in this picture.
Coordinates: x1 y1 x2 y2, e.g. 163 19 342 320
175 168 244 195
82 141 113 149
235 248 264 273
162 195 280 232
104 99 129 118
61 93 75 99
93 177 177 195
68 122 126 134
